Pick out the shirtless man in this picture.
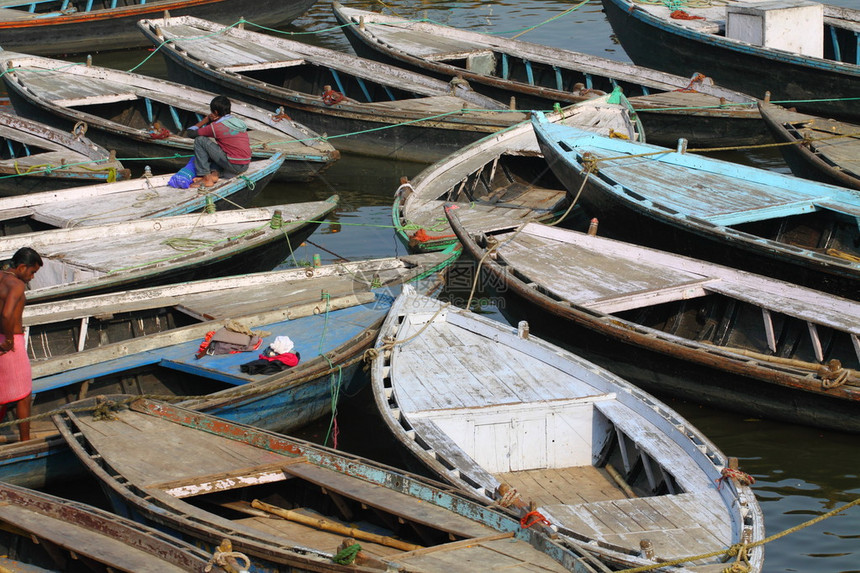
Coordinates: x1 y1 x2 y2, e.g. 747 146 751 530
0 247 42 442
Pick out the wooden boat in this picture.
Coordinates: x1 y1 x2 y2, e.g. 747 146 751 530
0 196 338 303
368 286 765 572
396 91 642 253
0 154 282 236
531 113 860 300
54 396 598 573
137 15 528 162
758 100 860 190
0 481 229 572
0 0 316 56
447 214 860 433
331 1 767 147
1 254 452 489
600 0 860 122
0 53 339 181
0 111 129 196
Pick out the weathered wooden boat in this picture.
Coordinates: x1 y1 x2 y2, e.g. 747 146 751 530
447 214 860 433
758 100 860 190
0 481 228 572
532 113 860 300
0 111 128 196
0 0 316 56
331 2 766 147
137 15 528 162
54 396 600 573
0 254 451 489
396 91 642 253
0 196 338 303
600 0 860 122
0 52 339 181
368 287 765 571
0 154 282 236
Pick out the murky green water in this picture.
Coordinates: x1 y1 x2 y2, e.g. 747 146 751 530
55 1 860 571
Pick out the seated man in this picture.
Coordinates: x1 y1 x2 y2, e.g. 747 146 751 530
187 95 252 188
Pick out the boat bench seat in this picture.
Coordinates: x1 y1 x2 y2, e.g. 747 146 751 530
281 460 495 539
825 16 860 33
220 60 306 73
54 92 139 107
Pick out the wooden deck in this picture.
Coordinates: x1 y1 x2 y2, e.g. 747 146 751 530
493 224 860 333
68 405 572 573
495 466 625 506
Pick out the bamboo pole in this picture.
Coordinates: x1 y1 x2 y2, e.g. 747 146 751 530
250 500 423 552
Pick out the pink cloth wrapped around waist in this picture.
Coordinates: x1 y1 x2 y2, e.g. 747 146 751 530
0 334 31 404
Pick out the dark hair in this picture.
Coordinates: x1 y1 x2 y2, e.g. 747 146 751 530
210 95 232 117
12 247 42 268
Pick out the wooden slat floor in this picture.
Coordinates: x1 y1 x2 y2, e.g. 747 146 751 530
74 409 285 487
495 466 625 507
543 494 728 566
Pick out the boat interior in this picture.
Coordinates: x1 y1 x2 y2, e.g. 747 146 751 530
64 403 573 573
382 308 743 564
732 207 860 260
477 226 860 372
442 153 567 210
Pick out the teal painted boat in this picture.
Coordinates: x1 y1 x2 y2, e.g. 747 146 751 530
532 112 860 299
54 396 602 572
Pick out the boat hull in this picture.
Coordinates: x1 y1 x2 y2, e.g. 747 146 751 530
3 88 326 182
333 2 768 148
601 0 860 122
0 0 317 56
160 57 503 163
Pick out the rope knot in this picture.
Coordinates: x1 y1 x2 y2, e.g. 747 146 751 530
205 539 251 572
520 510 551 528
91 396 120 421
818 359 850 389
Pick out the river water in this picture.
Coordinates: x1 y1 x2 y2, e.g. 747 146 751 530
66 1 860 571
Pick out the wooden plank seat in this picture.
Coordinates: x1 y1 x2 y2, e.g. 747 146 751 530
220 59 307 73
53 92 139 107
281 460 495 539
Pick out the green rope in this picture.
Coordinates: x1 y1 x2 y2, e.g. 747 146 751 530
239 174 255 190
332 543 362 565
318 292 343 449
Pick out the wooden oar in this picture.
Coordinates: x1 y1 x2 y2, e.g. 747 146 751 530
250 499 423 552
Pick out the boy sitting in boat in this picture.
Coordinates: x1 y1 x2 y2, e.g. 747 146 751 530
186 95 252 189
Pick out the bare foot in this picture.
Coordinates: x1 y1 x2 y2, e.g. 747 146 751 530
192 176 204 184
197 171 219 188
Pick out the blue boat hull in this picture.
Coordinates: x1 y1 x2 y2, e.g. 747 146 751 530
2 297 391 488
